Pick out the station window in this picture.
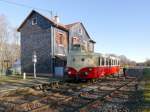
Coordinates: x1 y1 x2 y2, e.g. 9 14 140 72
88 43 94 52
32 17 37 25
56 32 64 46
79 28 82 35
59 34 63 45
72 37 80 45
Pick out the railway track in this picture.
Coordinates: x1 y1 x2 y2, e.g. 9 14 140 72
78 77 137 112
0 76 138 112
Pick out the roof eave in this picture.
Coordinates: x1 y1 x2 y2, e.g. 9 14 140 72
89 39 96 44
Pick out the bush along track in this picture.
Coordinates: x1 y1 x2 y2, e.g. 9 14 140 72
141 68 150 112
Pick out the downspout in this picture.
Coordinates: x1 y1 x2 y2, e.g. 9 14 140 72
51 26 55 76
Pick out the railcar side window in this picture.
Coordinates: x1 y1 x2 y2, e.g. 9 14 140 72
112 59 114 65
113 60 115 65
109 59 111 66
98 57 101 66
102 58 105 65
113 60 114 65
106 59 107 65
106 59 109 65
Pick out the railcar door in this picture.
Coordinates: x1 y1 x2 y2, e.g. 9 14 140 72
97 56 104 77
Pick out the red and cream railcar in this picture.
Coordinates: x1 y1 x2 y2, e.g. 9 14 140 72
66 44 120 80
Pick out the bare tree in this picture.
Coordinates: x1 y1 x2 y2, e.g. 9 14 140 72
119 55 136 67
0 15 9 73
0 15 20 74
144 59 150 66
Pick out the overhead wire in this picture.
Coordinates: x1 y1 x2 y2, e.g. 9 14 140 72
0 0 52 14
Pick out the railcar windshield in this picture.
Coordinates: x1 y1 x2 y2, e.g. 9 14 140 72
67 54 98 71
71 44 86 52
71 44 81 51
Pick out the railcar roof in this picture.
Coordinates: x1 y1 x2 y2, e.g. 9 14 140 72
69 52 103 57
69 51 120 60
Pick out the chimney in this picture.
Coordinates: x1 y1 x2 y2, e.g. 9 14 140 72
53 15 60 23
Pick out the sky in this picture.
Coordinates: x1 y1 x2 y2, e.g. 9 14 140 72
0 0 150 62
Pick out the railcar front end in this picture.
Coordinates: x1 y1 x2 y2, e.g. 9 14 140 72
66 44 120 80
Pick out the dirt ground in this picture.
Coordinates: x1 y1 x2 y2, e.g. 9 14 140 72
0 75 59 93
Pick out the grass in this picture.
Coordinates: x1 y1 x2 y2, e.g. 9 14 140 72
143 68 150 112
0 74 59 93
0 74 60 85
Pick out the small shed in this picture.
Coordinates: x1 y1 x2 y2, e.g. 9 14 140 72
11 59 21 74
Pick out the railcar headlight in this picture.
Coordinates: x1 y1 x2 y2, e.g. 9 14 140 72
88 68 93 71
84 72 88 76
68 71 71 74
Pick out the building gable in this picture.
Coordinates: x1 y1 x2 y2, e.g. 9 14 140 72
17 10 68 32
18 11 52 33
67 22 95 52
66 22 95 42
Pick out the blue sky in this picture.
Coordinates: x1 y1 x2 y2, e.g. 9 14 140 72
0 0 150 62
